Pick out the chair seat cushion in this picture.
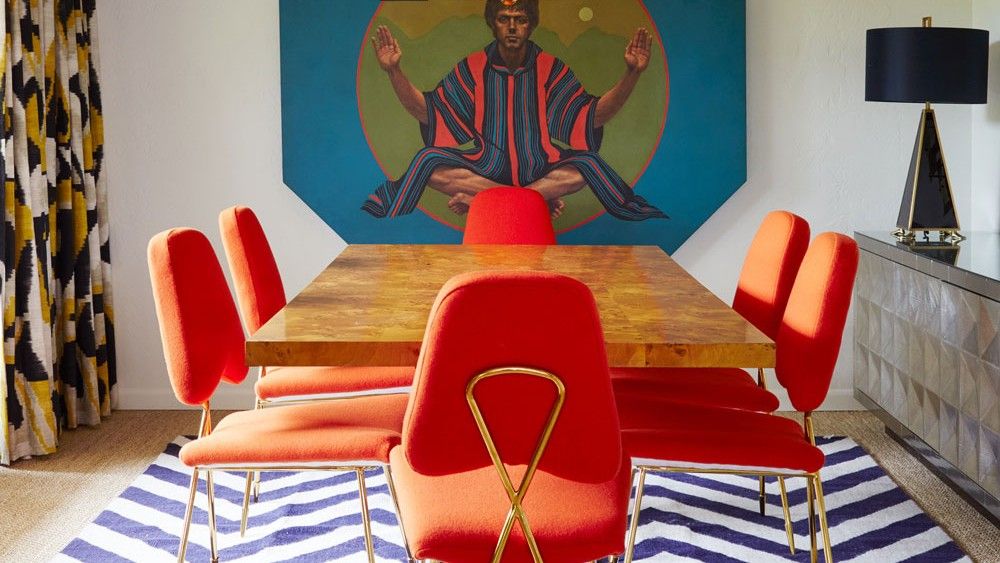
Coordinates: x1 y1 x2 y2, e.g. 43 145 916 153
255 366 414 400
179 394 408 467
615 396 802 435
388 447 631 563
623 408 824 474
611 367 779 413
612 366 756 385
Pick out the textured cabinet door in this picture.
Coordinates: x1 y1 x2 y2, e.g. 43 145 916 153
855 249 1000 499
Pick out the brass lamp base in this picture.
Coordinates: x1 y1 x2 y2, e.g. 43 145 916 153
893 103 962 243
892 228 965 244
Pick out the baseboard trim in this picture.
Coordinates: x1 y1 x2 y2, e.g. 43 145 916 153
117 386 257 410
775 388 862 412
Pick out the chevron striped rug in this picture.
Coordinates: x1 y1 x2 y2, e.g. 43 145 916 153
55 436 968 562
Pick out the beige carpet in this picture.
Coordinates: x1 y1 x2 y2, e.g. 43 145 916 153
1 410 998 562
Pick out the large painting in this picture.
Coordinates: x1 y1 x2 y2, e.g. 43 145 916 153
280 0 745 251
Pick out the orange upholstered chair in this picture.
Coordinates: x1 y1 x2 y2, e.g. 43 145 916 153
219 206 413 510
612 210 810 411
148 228 407 563
612 210 809 515
462 187 557 244
620 232 859 563
219 205 413 404
389 271 630 562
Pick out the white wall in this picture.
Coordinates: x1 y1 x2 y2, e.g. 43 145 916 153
675 0 974 410
973 1 1000 232
99 0 983 410
98 0 341 408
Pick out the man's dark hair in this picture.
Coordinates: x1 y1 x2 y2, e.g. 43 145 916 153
484 0 539 30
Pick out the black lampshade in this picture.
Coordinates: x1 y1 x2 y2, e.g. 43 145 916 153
866 27 988 104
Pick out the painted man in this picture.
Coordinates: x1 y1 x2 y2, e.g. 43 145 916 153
362 0 666 221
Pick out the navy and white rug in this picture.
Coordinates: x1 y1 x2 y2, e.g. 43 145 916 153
56 436 969 562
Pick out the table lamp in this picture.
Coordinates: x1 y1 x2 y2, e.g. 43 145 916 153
865 17 988 243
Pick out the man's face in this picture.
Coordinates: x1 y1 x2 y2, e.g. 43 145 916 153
491 8 532 50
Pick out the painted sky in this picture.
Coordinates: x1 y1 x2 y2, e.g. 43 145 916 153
382 0 654 45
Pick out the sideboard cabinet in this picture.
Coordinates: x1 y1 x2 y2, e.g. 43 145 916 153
853 232 999 522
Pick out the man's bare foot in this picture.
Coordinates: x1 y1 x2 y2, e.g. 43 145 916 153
448 192 474 215
549 198 566 219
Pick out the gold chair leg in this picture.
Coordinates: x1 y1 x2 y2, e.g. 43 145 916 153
206 470 219 563
384 466 415 562
807 476 818 563
242 470 254 510
240 471 253 537
758 476 766 515
813 475 834 563
624 468 647 563
177 468 200 563
251 399 263 503
357 468 375 563
622 465 636 557
778 476 795 554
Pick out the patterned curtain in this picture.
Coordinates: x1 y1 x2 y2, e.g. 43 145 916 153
0 0 115 465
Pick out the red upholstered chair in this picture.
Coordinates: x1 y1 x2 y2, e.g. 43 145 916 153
620 232 859 563
219 206 413 509
613 210 809 514
462 187 557 244
219 205 413 405
148 228 407 563
389 271 630 562
612 210 810 410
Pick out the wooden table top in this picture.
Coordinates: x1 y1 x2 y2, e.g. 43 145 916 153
246 245 774 368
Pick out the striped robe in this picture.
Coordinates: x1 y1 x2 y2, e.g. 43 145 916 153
362 41 666 221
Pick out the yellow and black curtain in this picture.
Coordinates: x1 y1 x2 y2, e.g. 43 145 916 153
1 0 115 464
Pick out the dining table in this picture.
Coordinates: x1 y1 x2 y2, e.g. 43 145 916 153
245 244 773 369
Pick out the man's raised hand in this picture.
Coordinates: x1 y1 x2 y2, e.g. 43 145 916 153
594 27 651 126
370 24 426 122
624 28 652 73
371 25 402 72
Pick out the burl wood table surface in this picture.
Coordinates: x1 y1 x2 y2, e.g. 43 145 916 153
246 245 774 369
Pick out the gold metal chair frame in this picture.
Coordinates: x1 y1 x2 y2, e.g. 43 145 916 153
466 367 566 563
623 411 833 563
176 401 403 563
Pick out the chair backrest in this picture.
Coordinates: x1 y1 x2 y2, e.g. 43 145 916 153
732 210 810 339
148 228 248 406
775 232 859 413
219 206 287 334
403 271 620 483
462 187 557 245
